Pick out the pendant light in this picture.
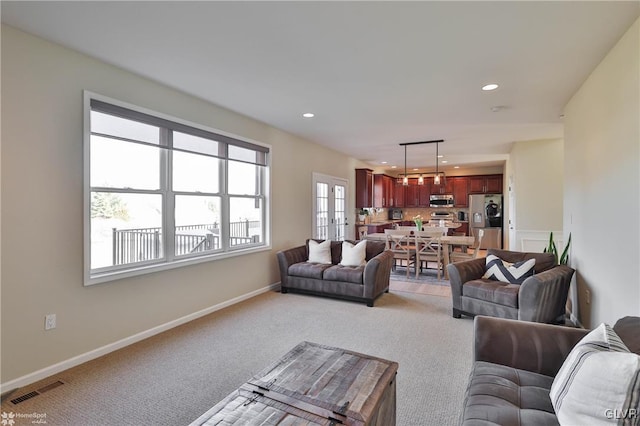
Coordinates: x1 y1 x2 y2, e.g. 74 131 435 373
402 144 409 186
417 174 424 185
434 142 441 185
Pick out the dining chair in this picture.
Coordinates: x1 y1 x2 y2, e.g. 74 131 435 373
384 229 416 278
414 230 444 279
357 226 368 240
450 229 484 263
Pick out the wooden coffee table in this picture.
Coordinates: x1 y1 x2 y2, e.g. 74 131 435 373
190 341 398 425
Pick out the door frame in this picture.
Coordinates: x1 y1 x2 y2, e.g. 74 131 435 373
312 172 351 241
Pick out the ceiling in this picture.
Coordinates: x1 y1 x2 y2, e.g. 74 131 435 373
3 1 639 173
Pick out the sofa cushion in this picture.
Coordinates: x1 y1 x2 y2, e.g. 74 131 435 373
339 240 367 267
288 262 333 279
461 361 558 426
462 279 520 308
323 265 364 284
307 239 332 264
550 323 640 426
614 316 640 355
483 254 536 284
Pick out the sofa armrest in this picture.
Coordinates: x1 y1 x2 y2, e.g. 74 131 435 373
276 245 307 287
518 265 575 323
363 250 394 300
447 257 486 314
474 316 588 377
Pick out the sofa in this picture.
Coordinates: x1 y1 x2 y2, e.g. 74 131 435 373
461 315 640 425
447 249 575 324
276 239 393 307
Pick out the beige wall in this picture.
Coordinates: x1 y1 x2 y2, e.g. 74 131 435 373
563 18 640 327
0 26 360 384
507 139 564 252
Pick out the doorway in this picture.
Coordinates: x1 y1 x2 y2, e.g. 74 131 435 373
312 173 349 241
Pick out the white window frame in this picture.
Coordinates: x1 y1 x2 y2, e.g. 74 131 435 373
83 92 271 285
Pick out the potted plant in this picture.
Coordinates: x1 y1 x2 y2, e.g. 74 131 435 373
543 231 572 265
358 208 369 223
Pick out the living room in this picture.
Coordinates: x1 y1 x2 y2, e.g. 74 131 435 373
2 2 639 424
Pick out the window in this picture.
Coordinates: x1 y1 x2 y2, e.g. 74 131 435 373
84 93 270 284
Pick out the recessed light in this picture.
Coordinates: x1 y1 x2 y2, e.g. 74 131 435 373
454 166 460 169
302 112 315 118
482 83 499 91
437 155 444 158
441 160 448 164
381 161 387 164
413 168 419 171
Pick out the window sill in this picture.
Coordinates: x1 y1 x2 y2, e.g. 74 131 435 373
85 244 272 286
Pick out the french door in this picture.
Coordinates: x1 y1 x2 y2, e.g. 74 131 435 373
312 173 349 241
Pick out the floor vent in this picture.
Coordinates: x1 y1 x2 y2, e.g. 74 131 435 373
10 380 65 405
10 391 39 405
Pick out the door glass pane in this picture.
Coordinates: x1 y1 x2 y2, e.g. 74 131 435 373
334 185 346 241
174 195 221 256
316 182 329 240
91 135 161 190
91 192 162 269
173 151 220 193
229 197 263 247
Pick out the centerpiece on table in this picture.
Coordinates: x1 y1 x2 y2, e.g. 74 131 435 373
413 215 424 231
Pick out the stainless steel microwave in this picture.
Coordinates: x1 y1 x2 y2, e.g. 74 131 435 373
429 194 454 207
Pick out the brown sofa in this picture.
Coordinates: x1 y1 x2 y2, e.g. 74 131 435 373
461 315 640 425
276 239 393 307
447 249 575 324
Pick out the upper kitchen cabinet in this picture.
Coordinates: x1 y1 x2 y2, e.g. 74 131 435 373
451 177 469 207
394 180 406 207
431 177 454 195
468 174 503 194
403 178 420 207
355 168 374 208
374 174 395 208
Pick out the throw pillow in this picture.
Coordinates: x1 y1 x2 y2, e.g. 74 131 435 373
339 240 367 267
307 240 332 264
482 254 535 284
550 323 640 425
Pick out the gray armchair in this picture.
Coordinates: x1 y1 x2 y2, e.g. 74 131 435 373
447 249 575 324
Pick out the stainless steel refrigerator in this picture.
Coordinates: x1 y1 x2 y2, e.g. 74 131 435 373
469 194 503 249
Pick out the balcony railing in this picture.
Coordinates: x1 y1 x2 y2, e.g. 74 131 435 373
112 220 260 265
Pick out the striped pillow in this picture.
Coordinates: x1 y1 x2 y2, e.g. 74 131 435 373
482 254 535 284
550 323 640 425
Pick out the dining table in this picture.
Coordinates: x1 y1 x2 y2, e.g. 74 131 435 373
365 232 476 279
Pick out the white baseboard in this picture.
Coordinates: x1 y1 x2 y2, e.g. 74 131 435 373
1 283 281 393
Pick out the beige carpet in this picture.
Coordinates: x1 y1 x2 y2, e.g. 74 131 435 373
2 288 473 426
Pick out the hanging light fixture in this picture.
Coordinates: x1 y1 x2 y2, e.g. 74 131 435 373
434 142 441 185
402 144 409 186
398 139 444 184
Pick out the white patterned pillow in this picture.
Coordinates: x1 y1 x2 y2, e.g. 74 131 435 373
550 323 640 425
482 254 535 284
339 240 367 267
307 240 332 264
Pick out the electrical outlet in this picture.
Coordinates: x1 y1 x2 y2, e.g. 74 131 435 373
45 314 56 330
585 289 591 305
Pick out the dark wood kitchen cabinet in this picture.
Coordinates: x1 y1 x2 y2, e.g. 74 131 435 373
404 178 420 207
355 168 374 208
394 181 406 207
373 174 395 208
469 174 503 194
451 177 469 207
432 177 454 195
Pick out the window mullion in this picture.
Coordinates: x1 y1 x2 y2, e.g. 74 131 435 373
162 128 175 262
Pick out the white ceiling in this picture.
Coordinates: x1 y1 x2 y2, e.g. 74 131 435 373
3 1 638 172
